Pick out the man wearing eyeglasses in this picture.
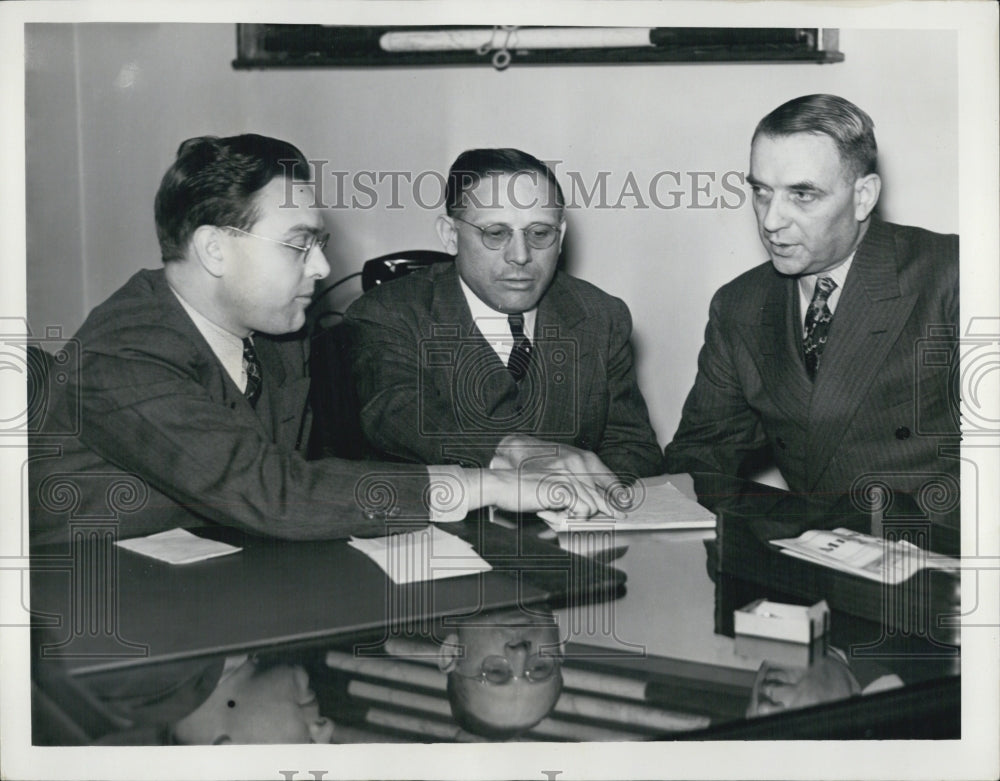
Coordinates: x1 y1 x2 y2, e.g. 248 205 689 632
346 148 664 488
30 135 619 548
436 607 563 738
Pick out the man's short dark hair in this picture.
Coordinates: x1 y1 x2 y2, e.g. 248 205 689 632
445 148 565 216
753 94 878 179
154 134 310 263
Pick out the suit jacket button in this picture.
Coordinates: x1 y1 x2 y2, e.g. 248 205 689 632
895 426 911 440
775 437 787 449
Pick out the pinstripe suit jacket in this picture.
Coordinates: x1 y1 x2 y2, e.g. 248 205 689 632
664 218 960 520
345 263 664 477
29 269 434 548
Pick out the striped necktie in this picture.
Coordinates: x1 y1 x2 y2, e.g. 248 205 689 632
242 337 263 408
803 276 837 380
507 313 532 383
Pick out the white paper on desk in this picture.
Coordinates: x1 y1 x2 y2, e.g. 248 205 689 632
114 527 242 565
348 526 492 585
537 478 716 533
771 527 960 584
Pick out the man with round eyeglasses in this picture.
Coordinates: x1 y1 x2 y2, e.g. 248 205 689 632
437 607 564 738
346 147 664 492
30 135 622 549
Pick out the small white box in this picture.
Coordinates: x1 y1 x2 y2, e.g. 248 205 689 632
734 599 830 644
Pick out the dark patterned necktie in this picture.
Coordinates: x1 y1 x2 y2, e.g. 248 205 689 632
507 313 533 382
242 337 262 407
803 276 838 380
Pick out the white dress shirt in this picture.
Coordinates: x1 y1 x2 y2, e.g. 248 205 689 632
458 276 537 366
169 284 470 522
168 285 249 392
797 252 855 335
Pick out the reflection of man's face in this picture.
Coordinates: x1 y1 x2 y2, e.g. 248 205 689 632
173 660 335 744
746 655 860 717
748 132 872 277
443 173 565 314
217 178 331 335
445 609 563 733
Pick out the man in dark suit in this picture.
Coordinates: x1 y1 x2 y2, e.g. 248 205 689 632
29 135 616 548
346 148 664 487
664 95 960 529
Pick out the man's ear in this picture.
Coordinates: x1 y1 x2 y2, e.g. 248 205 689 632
556 218 568 253
853 173 881 222
191 225 227 279
437 633 461 673
435 215 459 255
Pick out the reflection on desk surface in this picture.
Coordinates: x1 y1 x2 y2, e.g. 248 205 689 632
30 473 961 744
34 528 959 744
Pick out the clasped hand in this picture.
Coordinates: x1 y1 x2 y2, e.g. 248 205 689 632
486 434 625 520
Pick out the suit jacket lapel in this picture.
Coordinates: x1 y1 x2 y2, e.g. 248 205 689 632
533 274 590 435
256 337 310 451
150 271 278 442
431 265 513 410
806 218 917 487
747 274 813 424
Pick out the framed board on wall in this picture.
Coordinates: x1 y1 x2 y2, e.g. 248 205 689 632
233 26 843 71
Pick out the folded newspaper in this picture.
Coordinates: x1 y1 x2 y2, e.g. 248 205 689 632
771 527 959 584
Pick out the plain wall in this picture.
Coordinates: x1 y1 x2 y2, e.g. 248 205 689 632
25 24 957 449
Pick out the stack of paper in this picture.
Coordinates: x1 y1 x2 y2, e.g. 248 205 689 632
348 526 492 585
537 477 716 534
114 527 242 565
771 527 959 584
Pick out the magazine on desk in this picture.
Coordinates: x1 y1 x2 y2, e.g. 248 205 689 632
771 527 960 585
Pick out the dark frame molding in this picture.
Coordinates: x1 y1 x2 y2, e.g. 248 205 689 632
233 26 844 70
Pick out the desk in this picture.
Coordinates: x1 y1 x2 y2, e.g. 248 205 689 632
30 474 960 742
29 517 623 678
558 528 761 670
314 474 959 741
559 473 959 672
551 473 960 740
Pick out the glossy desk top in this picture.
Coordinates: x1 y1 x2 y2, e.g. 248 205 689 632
30 518 623 677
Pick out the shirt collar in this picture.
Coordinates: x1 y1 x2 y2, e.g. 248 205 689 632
798 251 855 302
167 284 248 391
458 275 537 339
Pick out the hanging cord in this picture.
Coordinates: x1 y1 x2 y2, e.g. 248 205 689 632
308 271 363 310
308 270 363 329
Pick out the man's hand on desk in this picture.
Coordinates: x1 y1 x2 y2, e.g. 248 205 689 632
492 434 619 492
746 654 862 717
474 467 624 520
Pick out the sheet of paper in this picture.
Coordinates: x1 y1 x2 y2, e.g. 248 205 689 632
114 527 242 565
537 477 716 534
348 526 492 585
771 527 959 584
